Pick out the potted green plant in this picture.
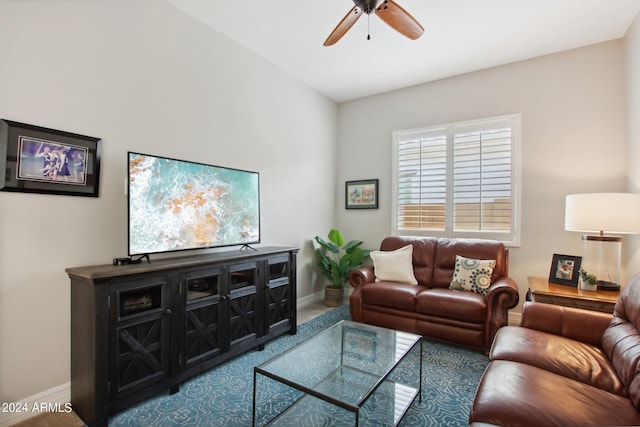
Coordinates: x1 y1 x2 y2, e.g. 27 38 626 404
314 229 370 306
579 268 598 292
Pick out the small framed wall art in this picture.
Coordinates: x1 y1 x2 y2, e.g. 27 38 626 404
0 119 101 197
549 253 582 286
343 326 377 362
346 179 378 209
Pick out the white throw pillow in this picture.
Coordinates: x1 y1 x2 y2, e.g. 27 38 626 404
449 255 496 295
370 244 418 285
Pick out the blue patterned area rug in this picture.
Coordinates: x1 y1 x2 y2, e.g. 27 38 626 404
111 305 488 426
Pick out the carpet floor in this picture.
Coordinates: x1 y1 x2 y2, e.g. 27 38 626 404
110 305 489 426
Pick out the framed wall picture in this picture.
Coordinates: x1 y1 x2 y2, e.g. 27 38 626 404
0 119 101 197
346 179 378 209
549 253 582 286
343 326 377 362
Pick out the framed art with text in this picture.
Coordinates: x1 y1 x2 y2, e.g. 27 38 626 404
0 119 101 197
549 253 582 286
346 179 378 209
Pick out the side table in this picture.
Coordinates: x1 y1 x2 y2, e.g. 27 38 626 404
527 276 620 313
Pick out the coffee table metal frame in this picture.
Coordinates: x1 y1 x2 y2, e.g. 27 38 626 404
252 320 423 426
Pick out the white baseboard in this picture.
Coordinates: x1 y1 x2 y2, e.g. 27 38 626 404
297 292 523 331
296 288 353 309
2 293 336 427
296 290 324 308
4 297 519 427
298 291 522 326
0 382 71 427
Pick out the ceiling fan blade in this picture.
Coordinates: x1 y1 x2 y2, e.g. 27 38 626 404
374 0 424 40
324 6 362 46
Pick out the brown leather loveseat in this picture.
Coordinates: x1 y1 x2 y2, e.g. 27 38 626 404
469 274 640 426
348 236 519 352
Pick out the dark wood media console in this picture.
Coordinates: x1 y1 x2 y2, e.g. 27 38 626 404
67 246 298 427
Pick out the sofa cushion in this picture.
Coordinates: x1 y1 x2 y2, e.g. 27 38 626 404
370 244 418 285
470 360 640 427
432 238 506 288
379 236 437 286
361 282 427 311
449 255 496 295
416 288 486 323
491 326 625 396
602 274 640 409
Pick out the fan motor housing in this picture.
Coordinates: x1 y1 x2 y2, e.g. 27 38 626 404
353 0 385 14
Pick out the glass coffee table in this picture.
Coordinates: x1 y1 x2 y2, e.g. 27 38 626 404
252 320 422 426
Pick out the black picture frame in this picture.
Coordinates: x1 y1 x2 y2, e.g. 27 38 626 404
0 119 101 197
346 179 378 209
549 253 582 286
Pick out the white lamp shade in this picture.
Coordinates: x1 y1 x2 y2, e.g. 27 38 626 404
565 193 640 234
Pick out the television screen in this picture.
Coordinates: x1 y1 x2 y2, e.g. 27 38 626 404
128 152 260 256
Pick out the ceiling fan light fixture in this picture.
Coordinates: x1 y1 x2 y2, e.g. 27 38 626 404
353 0 384 14
324 0 424 46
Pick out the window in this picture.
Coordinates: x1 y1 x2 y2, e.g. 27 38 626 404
392 114 521 246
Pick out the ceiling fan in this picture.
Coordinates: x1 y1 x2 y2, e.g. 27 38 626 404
324 0 424 46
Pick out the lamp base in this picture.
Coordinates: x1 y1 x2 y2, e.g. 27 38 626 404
597 280 620 291
581 235 622 293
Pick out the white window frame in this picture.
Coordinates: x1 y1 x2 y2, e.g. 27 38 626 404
391 114 521 247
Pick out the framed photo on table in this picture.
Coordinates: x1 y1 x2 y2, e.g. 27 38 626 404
0 119 101 197
346 179 378 209
549 253 582 286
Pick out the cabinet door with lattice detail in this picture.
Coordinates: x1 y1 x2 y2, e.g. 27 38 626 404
227 261 259 352
265 254 294 335
109 275 173 398
182 267 224 369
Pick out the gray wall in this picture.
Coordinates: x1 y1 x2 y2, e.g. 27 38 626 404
336 40 628 308
0 0 337 404
625 13 640 273
1 0 638 417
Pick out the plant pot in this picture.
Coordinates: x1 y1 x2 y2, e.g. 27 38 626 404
324 286 344 307
580 280 597 292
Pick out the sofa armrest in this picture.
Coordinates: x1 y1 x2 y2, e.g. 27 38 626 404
483 276 520 350
486 276 519 309
348 266 376 288
520 301 612 346
349 266 376 322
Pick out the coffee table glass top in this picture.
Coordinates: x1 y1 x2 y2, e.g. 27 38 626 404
253 320 422 426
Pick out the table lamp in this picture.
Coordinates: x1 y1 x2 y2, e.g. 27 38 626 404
565 193 640 290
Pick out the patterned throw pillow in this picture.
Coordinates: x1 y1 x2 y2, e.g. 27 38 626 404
449 255 496 295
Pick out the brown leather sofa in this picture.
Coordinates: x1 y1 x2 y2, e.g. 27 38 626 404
469 274 640 426
348 236 519 352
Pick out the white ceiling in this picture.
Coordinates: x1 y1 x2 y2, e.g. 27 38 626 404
166 0 640 103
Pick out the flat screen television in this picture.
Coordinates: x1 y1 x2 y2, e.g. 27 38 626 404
128 152 260 256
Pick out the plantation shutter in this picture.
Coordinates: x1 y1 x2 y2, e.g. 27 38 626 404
392 114 520 246
452 124 512 232
395 128 447 231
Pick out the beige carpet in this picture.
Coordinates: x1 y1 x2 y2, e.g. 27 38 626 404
11 411 85 427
